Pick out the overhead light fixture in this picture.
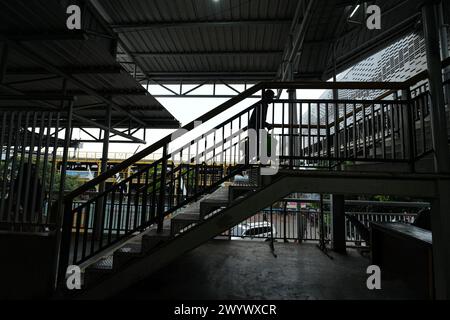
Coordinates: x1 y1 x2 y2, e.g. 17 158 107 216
349 4 361 18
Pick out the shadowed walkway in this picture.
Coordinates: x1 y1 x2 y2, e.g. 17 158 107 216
115 240 417 300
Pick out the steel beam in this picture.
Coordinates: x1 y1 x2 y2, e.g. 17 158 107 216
71 114 146 144
89 0 152 84
5 66 123 75
1 30 88 41
13 89 147 97
0 35 147 128
111 19 292 32
140 72 276 82
119 50 283 58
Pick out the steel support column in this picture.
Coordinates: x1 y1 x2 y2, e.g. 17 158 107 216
438 1 450 108
331 194 346 253
422 0 450 299
422 2 450 173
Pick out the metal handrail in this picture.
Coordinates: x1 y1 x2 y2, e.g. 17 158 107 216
63 79 425 201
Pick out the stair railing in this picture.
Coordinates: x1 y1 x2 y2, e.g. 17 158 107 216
57 85 273 281
57 77 430 283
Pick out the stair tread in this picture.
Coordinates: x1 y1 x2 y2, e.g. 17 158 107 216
116 243 142 255
172 213 200 221
144 228 171 238
88 256 114 271
201 198 228 204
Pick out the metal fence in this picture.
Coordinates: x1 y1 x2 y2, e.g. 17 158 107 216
0 110 71 231
69 199 420 249
219 199 422 247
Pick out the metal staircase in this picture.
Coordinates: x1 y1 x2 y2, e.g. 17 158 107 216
55 73 444 299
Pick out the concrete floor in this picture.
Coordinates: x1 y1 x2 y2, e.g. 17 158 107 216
115 240 417 300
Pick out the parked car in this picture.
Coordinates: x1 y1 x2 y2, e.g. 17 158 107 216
230 221 277 241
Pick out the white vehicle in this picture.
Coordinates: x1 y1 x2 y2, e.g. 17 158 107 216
230 221 277 241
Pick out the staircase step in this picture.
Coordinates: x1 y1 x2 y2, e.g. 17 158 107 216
171 213 201 235
229 184 256 203
84 256 114 285
200 199 229 219
113 243 143 269
141 228 171 251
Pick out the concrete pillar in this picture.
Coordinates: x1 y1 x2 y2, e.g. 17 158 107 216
422 1 450 173
331 194 346 253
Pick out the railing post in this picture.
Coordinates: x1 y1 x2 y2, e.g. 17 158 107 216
157 145 168 233
401 88 415 169
56 198 74 287
288 88 296 169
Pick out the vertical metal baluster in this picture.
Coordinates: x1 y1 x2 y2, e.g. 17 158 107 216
0 112 14 221
90 199 98 254
108 189 116 243
14 112 30 224
298 103 302 159
381 104 386 159
24 112 38 225
316 103 320 158
72 207 83 264
31 112 45 225
39 113 52 224
134 173 141 229
308 103 311 158
0 112 6 214
391 103 397 160
125 178 133 234
362 104 367 158
281 103 285 163
157 147 168 232
334 103 339 158
116 186 124 239
7 112 22 224
343 104 347 159
98 193 108 248
326 103 330 158
81 202 91 260
353 104 357 158
420 95 427 154
151 165 158 220
47 113 60 224
371 104 376 158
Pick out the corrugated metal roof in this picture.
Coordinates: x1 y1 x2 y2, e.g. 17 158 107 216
92 0 425 83
0 0 179 129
